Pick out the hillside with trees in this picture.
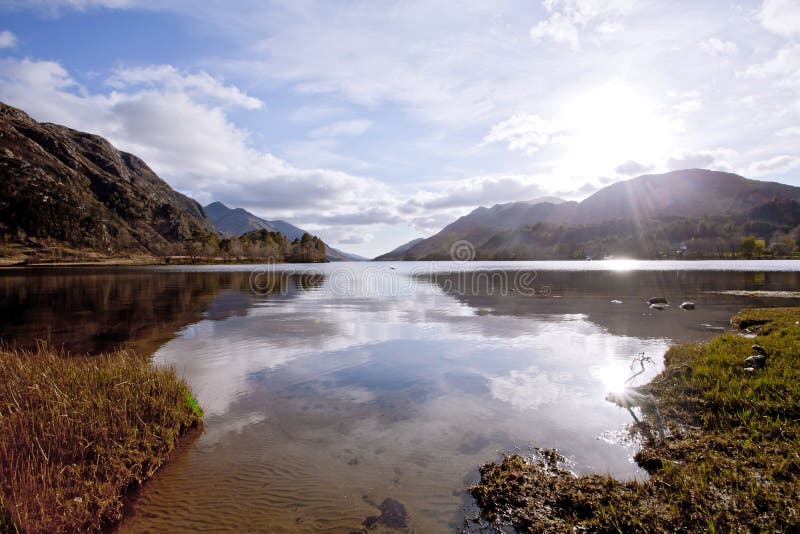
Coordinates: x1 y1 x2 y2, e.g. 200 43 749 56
378 170 800 261
0 101 214 261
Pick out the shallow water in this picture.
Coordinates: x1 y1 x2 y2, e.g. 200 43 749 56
1 261 799 532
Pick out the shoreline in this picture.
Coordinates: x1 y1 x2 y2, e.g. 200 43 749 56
0 346 203 533
469 307 800 531
2 257 800 270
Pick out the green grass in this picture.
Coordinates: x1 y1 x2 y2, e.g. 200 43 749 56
470 307 800 532
183 387 204 419
0 345 203 533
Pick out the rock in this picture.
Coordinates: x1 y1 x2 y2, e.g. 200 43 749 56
647 297 668 305
744 354 767 370
364 498 408 530
751 344 767 356
650 303 670 311
680 302 696 310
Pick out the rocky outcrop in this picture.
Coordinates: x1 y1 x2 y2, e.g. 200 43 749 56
0 101 214 256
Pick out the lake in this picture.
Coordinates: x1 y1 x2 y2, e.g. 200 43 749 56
1 260 799 532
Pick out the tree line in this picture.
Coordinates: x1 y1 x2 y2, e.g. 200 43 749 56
468 213 800 261
170 229 328 263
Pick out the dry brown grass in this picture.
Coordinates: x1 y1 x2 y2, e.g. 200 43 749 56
0 345 202 533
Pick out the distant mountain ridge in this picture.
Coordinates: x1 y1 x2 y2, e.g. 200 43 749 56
0 101 214 257
204 201 366 261
205 201 306 240
380 169 800 260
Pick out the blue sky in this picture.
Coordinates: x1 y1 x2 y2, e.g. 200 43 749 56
1 1 799 257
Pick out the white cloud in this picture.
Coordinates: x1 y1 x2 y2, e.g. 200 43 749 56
489 367 562 410
312 208 401 226
310 119 372 139
319 228 375 245
0 30 16 48
405 174 548 210
225 3 554 126
748 155 800 177
666 148 737 172
531 11 581 49
667 152 714 170
777 126 800 136
738 43 800 88
615 160 652 176
673 99 703 113
107 65 264 110
483 113 564 154
698 37 737 55
4 0 144 10
530 0 637 50
758 0 800 36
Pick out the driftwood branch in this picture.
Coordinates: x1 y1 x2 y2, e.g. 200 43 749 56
606 352 669 445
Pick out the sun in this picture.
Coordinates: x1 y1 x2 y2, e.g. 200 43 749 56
605 258 639 271
593 364 631 396
558 81 675 177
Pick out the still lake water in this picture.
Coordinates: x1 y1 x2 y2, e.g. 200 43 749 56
1 260 800 532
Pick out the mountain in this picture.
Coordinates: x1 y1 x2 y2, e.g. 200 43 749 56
374 238 424 260
0 101 214 259
385 169 800 260
326 246 369 262
573 169 798 223
205 201 307 240
204 201 365 261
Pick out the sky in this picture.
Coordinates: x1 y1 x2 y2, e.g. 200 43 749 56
0 0 799 258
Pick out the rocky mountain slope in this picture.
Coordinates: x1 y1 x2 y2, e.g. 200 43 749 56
373 238 424 261
0 101 214 258
205 201 365 261
381 169 800 260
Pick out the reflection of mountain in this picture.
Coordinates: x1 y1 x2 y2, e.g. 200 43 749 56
0 269 325 355
426 270 800 342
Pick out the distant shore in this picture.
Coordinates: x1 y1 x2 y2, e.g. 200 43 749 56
3 255 800 269
469 307 800 532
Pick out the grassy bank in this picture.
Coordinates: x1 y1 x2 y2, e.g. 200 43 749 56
470 307 800 532
0 346 203 533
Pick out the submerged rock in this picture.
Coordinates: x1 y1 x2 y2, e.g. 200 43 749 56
364 498 408 530
611 299 623 304
680 302 696 310
647 297 668 305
